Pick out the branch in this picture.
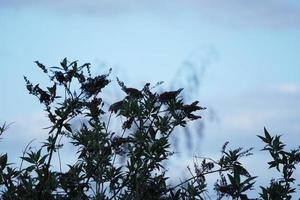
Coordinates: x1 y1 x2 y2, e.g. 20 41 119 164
170 167 230 191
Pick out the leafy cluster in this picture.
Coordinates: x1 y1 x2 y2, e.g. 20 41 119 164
258 129 300 200
0 59 299 200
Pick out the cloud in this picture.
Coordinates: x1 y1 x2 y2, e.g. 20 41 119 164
0 0 160 16
1 0 300 29
217 84 300 134
191 0 300 28
276 83 300 94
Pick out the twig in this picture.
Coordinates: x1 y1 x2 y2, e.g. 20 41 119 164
19 139 36 171
170 168 230 190
57 134 64 173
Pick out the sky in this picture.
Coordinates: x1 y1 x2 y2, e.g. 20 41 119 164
0 0 300 197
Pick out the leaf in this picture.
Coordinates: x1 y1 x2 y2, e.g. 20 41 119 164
39 154 48 165
34 61 47 73
64 123 72 133
257 135 268 143
36 149 41 160
0 154 8 170
241 177 256 192
60 58 68 70
21 156 35 164
25 165 36 172
240 194 249 200
264 127 272 143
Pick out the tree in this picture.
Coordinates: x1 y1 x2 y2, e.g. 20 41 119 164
0 58 299 199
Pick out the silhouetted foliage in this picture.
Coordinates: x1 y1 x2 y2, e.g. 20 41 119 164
0 58 299 199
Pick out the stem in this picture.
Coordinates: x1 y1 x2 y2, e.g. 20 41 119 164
57 134 64 173
112 129 126 166
170 168 230 190
109 179 128 200
46 125 63 170
19 139 36 171
195 156 219 165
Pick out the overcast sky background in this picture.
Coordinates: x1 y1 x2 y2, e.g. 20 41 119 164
0 0 300 197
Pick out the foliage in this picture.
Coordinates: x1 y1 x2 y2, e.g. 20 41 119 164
258 128 300 200
0 58 299 199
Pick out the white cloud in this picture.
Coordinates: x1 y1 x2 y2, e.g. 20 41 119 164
1 0 300 28
215 84 300 134
192 0 300 28
277 83 300 94
222 114 254 130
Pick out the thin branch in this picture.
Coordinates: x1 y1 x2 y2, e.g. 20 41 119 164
57 134 64 173
19 138 36 171
170 168 230 191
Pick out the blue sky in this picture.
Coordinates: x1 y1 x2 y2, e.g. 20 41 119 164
0 0 300 196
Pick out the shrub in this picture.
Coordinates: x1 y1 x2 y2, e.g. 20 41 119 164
0 58 299 199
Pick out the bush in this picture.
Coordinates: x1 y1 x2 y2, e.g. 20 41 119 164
0 58 299 199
